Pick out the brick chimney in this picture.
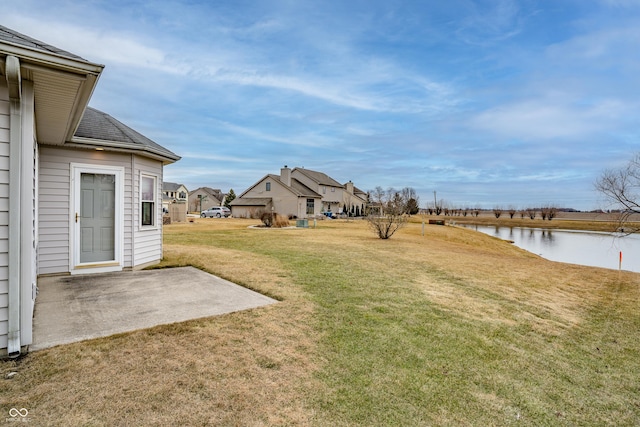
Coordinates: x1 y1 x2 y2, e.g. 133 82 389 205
280 165 291 187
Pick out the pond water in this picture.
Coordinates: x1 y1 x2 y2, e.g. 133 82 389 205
461 225 640 273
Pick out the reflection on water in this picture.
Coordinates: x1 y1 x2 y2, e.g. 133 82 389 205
463 225 640 273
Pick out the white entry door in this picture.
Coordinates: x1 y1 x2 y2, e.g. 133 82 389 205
71 164 124 273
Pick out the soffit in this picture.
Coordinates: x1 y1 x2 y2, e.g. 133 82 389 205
24 66 87 145
0 31 103 145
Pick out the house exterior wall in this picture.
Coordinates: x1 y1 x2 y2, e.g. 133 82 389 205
163 184 188 218
189 188 223 212
0 79 38 351
20 81 37 347
133 156 164 268
241 177 308 218
0 81 10 350
38 147 164 275
231 205 262 219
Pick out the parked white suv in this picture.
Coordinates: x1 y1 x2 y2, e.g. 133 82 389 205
200 206 231 218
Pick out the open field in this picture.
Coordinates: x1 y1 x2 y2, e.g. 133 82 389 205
2 218 640 425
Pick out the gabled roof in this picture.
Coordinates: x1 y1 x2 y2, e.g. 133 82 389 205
73 107 180 163
190 187 222 196
237 174 321 200
163 182 186 192
189 187 224 203
293 168 343 187
352 185 367 195
0 25 84 60
262 174 320 198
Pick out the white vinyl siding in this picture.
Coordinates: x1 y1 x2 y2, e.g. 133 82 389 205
20 81 37 346
39 147 132 274
0 82 9 350
38 147 165 274
132 156 163 267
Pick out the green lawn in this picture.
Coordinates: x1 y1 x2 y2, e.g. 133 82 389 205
2 218 639 426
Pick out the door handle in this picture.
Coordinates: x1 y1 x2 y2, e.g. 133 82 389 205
75 212 79 223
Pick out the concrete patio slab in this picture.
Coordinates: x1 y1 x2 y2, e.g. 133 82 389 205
31 266 277 351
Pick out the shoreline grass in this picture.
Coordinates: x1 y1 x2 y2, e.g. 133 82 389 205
2 218 639 425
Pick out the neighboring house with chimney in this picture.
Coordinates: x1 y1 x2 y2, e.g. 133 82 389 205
0 26 179 357
189 187 225 213
231 166 367 218
292 168 367 216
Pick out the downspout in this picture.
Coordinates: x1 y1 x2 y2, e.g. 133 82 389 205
6 55 22 357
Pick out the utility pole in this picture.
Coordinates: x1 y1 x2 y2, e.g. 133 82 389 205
433 191 437 208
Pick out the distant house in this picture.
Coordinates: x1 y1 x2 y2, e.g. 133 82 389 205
0 25 180 357
292 168 367 216
162 182 188 218
189 187 225 213
231 166 367 218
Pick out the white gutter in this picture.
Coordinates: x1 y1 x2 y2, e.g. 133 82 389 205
6 55 22 357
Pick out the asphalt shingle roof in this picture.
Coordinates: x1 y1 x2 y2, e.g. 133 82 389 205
293 168 343 187
163 182 183 192
75 107 179 161
0 25 85 61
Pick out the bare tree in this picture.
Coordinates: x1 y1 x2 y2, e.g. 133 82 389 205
508 206 517 219
493 206 503 219
372 186 386 204
367 190 408 239
400 187 420 214
526 208 537 220
540 205 558 221
596 153 640 232
540 207 548 220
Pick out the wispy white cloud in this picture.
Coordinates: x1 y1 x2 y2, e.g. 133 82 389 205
469 99 626 140
454 0 525 46
5 0 640 210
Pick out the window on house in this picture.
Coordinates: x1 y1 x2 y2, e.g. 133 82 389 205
266 182 271 191
331 187 335 192
323 186 326 194
306 198 314 215
141 174 157 227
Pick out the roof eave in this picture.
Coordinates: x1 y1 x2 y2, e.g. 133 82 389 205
1 41 105 145
0 41 104 75
67 136 181 164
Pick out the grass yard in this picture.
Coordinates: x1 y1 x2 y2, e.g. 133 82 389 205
2 218 639 425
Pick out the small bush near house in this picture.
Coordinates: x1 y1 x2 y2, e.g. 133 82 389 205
260 212 290 228
260 211 273 227
273 214 290 228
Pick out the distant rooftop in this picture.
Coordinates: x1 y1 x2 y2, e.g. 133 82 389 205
0 24 86 61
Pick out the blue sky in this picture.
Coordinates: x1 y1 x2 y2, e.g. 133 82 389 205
5 0 640 210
